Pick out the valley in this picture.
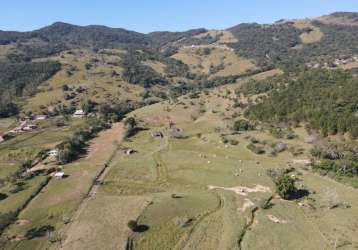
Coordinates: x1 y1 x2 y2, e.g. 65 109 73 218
0 11 357 250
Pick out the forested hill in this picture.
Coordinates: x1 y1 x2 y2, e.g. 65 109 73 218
1 12 358 119
0 12 357 60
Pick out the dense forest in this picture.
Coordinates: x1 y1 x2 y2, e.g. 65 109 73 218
228 23 302 67
245 69 358 138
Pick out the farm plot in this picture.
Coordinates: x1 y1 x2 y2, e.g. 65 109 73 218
3 123 124 250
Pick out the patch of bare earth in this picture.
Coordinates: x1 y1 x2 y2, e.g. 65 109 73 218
208 185 271 196
267 214 288 224
240 198 255 212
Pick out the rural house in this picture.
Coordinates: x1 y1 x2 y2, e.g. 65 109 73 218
35 115 47 120
22 124 37 131
47 149 59 157
73 109 85 118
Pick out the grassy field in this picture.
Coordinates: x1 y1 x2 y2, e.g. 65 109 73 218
2 68 357 249
85 87 358 250
62 195 151 250
171 47 256 77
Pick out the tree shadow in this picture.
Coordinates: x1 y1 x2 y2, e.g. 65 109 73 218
133 224 149 233
25 225 55 239
0 193 8 201
289 189 310 200
128 127 149 138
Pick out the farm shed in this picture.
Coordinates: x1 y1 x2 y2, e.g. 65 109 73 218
54 171 65 179
48 149 59 157
36 115 47 120
73 109 85 118
22 124 37 131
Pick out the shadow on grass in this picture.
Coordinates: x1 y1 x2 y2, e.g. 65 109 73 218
128 127 149 138
133 224 149 233
25 225 55 239
289 189 310 200
0 193 8 201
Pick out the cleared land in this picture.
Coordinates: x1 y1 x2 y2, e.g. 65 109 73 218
293 20 324 44
171 47 256 77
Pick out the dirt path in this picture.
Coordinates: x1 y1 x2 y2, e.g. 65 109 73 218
152 136 170 184
174 191 224 250
56 123 125 249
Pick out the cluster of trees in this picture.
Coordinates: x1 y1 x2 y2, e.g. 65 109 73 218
120 50 167 87
148 28 210 48
0 61 61 117
246 69 358 138
233 119 254 131
57 118 110 164
227 15 358 71
228 23 302 67
301 21 358 61
238 77 281 95
311 142 358 178
267 169 297 200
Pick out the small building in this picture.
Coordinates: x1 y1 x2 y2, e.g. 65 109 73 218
54 171 65 179
151 131 163 137
125 149 135 155
73 109 85 118
36 115 47 120
48 149 59 157
22 124 37 131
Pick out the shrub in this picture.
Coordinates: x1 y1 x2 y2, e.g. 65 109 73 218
267 169 296 199
247 143 265 154
233 119 254 131
127 220 138 231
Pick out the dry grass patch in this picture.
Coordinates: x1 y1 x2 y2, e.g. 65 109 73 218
171 47 255 76
194 30 238 44
294 20 323 44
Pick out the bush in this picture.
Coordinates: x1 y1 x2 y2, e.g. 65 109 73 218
247 143 265 154
233 119 254 131
127 220 138 231
267 169 296 199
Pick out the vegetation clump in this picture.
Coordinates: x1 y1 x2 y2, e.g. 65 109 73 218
267 169 297 199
